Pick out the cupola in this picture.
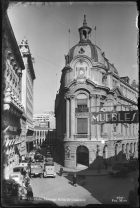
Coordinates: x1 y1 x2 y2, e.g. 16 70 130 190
78 15 92 43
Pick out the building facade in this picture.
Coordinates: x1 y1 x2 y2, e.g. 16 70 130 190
33 112 56 147
19 39 36 152
55 15 139 168
2 13 27 179
33 112 55 129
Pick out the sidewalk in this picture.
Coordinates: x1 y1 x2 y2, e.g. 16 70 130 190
54 162 111 176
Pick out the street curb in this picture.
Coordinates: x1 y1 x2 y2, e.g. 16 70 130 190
61 171 109 176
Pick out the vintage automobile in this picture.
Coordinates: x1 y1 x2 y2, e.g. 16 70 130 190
30 163 43 178
43 161 56 178
34 153 44 163
13 165 27 176
9 172 24 186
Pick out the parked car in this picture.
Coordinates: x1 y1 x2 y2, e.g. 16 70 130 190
43 161 56 178
13 165 27 176
30 163 43 178
9 172 24 186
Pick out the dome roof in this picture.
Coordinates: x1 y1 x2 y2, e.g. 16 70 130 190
68 42 98 62
66 15 118 74
68 42 111 69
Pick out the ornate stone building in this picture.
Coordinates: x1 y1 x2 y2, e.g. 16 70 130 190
19 39 36 152
55 15 139 168
2 13 26 178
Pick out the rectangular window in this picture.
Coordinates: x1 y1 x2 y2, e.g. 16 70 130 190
77 118 88 134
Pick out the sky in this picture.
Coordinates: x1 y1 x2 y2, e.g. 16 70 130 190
7 2 138 114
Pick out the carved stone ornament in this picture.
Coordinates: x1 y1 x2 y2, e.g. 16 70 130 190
79 47 85 54
65 146 71 158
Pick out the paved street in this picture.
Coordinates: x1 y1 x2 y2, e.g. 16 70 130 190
30 163 138 206
30 174 101 206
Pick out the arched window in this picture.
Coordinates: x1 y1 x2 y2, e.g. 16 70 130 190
76 93 88 110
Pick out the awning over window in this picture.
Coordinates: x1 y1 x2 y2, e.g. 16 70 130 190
26 136 35 142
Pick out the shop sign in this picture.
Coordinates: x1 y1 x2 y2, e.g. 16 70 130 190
91 110 139 124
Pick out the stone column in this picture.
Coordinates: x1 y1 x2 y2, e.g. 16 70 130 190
88 96 91 139
66 98 70 139
70 95 75 139
39 131 41 144
90 94 96 139
117 104 122 135
96 95 100 139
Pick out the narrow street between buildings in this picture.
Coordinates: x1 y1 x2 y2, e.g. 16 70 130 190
30 162 138 206
30 174 101 206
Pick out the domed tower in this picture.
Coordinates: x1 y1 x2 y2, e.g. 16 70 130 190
78 14 92 43
55 15 138 169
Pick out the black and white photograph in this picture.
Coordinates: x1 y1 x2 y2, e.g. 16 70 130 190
1 1 139 207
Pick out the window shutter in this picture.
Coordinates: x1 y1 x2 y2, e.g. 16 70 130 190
77 118 88 134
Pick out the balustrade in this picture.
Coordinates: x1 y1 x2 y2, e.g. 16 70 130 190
75 107 89 113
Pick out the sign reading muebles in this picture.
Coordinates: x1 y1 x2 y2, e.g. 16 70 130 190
91 110 139 124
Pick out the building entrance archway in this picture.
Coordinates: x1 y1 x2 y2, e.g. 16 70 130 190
76 145 89 167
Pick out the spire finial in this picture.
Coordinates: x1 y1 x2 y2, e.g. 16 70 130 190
83 14 87 26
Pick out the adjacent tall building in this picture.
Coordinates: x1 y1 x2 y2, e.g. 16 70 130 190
19 39 36 152
55 15 139 168
2 14 26 178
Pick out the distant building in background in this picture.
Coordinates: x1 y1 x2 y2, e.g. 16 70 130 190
2 13 26 179
33 112 56 147
55 15 139 168
19 39 36 152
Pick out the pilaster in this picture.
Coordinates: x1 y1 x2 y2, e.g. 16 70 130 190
66 97 70 138
96 95 101 139
90 94 96 138
70 95 75 139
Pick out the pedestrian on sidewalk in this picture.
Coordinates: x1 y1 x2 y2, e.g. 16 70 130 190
27 184 33 201
72 173 77 187
59 166 63 176
25 173 30 188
